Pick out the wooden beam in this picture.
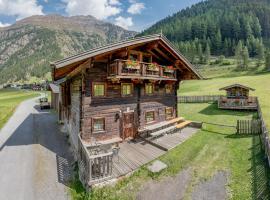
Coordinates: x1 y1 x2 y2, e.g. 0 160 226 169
147 50 163 62
145 42 159 51
66 58 92 79
158 41 178 59
154 47 173 62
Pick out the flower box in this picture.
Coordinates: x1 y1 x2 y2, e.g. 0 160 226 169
164 69 175 73
163 66 175 73
146 63 159 71
125 60 141 70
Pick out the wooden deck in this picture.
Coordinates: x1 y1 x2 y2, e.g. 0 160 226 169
112 127 198 178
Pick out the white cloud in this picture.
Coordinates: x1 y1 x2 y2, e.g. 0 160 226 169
63 0 121 20
115 16 133 29
109 0 121 5
0 0 44 20
0 21 11 27
127 2 145 14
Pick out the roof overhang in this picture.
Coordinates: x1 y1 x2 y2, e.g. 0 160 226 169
50 34 203 81
219 84 255 91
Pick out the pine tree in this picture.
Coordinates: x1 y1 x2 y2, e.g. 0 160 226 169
235 41 243 67
257 40 265 60
243 46 249 69
198 43 203 64
204 43 211 64
214 29 222 55
265 51 270 70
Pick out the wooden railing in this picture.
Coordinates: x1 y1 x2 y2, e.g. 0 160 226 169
218 96 258 110
108 59 177 79
177 95 223 103
78 137 113 187
257 101 270 167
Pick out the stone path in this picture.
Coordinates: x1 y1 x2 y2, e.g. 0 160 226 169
0 97 73 200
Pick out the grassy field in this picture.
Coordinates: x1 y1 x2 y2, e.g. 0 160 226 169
197 57 268 79
70 103 269 200
0 89 39 129
69 58 270 199
179 73 270 131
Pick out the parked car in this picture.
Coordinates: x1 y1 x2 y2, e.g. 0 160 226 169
39 97 50 110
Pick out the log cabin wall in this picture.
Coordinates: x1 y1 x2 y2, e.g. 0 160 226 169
139 83 177 127
81 63 138 142
61 77 81 152
79 62 178 142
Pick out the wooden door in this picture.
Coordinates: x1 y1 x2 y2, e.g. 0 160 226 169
123 112 135 139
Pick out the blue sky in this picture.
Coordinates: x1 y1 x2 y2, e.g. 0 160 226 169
0 0 202 31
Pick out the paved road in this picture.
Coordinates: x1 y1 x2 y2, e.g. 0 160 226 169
0 97 73 200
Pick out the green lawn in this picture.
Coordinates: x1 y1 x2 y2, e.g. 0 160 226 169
70 103 269 200
0 89 39 129
70 60 270 199
197 57 267 79
179 73 270 130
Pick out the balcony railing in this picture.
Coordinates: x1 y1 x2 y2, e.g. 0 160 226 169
108 59 177 80
218 96 258 110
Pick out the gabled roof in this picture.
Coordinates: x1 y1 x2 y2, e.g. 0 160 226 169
219 84 255 91
50 34 202 80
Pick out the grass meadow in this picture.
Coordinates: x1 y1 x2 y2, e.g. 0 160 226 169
0 89 39 129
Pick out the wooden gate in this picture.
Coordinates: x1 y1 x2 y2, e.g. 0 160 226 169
123 112 135 139
236 120 261 134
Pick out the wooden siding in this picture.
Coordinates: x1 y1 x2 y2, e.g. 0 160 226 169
79 62 179 143
64 78 81 151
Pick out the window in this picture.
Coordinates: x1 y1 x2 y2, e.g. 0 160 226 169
93 83 105 97
165 107 173 119
93 118 105 132
145 111 155 123
145 83 154 95
165 84 173 94
121 83 133 97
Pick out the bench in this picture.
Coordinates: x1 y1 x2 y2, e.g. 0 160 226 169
141 117 184 132
150 125 176 138
176 121 192 131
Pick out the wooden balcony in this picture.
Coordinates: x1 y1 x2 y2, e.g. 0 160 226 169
108 59 177 81
218 96 258 110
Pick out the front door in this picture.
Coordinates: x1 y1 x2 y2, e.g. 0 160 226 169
123 112 135 139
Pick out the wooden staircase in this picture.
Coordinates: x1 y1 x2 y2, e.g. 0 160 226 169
139 117 193 151
139 117 192 138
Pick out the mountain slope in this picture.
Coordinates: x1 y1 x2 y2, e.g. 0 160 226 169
142 0 270 60
0 15 136 84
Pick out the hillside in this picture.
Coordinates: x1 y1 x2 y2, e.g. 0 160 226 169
0 15 136 84
142 0 270 63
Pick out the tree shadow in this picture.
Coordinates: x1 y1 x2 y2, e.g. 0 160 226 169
248 135 270 199
199 103 257 117
0 111 73 187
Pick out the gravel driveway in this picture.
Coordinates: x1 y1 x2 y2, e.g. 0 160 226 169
0 97 73 200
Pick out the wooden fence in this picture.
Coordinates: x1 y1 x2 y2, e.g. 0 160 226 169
78 137 113 188
257 101 270 167
178 95 223 103
236 120 261 134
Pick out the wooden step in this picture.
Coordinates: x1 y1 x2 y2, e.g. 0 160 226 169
139 117 184 134
150 125 177 137
176 120 192 130
168 117 184 124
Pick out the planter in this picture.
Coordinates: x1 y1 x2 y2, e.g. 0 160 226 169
164 69 175 73
126 65 140 70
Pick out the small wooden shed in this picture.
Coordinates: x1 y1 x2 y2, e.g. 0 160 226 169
49 83 60 112
218 84 257 110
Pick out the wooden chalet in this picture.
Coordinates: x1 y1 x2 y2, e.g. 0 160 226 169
50 34 201 186
218 84 257 110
